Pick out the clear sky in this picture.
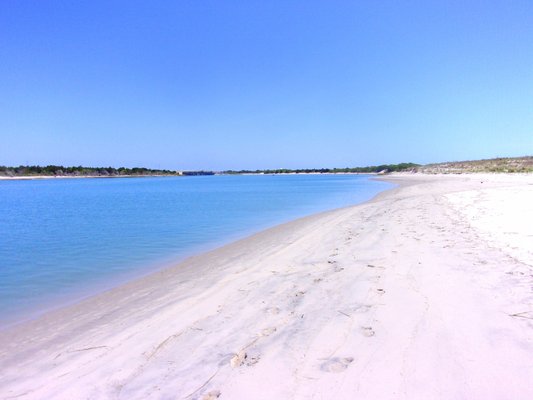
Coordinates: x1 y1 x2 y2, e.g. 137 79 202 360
1 1 532 170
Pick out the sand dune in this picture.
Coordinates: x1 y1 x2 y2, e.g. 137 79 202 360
1 174 532 399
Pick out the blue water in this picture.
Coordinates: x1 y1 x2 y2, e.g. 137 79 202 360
0 174 391 326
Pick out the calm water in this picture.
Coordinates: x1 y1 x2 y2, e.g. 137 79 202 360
0 174 391 326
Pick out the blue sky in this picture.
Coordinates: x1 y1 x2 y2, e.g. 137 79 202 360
1 1 532 170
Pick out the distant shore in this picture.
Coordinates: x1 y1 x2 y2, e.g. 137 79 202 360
2 157 531 180
1 173 531 399
0 171 385 180
0 162 420 180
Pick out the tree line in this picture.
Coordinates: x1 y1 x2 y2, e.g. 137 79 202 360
0 165 181 177
0 162 420 177
223 163 419 175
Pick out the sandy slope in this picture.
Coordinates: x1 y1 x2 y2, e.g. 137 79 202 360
0 174 532 400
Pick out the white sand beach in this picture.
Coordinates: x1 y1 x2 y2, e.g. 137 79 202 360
0 173 532 400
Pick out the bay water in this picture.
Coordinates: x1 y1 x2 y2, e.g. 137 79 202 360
0 174 392 326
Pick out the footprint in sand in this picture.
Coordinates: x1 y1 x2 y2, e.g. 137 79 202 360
202 390 221 399
261 327 277 336
265 307 280 315
361 326 375 337
353 304 372 314
246 354 261 366
320 357 354 373
329 248 340 257
230 350 262 368
230 351 247 368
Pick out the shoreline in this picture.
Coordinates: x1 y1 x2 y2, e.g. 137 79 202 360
0 174 392 329
1 173 532 399
2 171 530 181
0 172 379 180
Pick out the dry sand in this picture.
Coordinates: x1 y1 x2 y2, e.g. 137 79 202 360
0 174 532 399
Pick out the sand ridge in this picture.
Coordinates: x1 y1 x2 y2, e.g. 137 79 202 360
0 174 532 399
